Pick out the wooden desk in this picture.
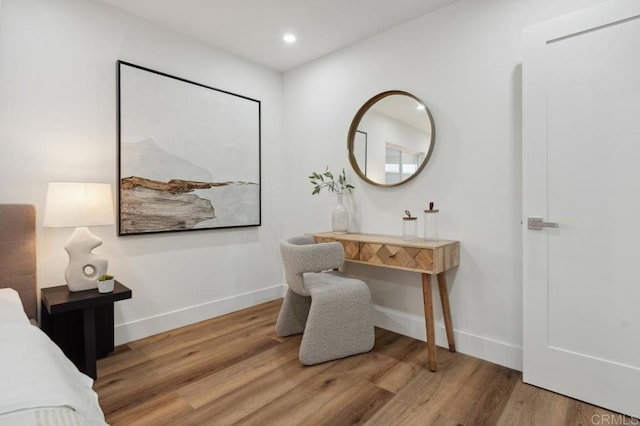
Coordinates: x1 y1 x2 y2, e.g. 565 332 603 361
311 232 460 372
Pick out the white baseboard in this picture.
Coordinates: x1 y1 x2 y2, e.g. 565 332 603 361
114 284 284 346
372 304 523 371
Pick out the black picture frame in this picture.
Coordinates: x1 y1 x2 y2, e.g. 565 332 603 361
117 61 261 236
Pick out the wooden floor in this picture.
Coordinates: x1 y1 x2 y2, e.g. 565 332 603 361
95 300 613 425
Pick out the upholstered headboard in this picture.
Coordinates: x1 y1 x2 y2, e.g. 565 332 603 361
0 204 37 319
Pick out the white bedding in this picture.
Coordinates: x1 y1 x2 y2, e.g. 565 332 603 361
0 289 107 425
0 288 29 325
0 407 85 426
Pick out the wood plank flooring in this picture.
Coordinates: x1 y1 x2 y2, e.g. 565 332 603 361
94 300 614 425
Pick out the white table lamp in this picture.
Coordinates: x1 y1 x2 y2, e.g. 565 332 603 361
43 182 115 292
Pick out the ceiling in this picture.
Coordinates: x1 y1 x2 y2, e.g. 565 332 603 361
100 0 459 71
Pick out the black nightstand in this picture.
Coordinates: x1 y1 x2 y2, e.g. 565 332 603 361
40 281 132 379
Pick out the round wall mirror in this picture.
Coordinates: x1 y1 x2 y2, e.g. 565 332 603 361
348 90 435 187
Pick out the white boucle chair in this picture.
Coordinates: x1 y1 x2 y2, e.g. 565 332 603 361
276 235 375 365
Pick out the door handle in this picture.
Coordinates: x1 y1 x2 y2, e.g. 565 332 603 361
528 217 559 230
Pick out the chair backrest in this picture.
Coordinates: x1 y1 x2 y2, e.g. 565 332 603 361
280 235 345 296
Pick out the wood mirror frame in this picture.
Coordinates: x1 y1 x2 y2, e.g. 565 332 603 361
347 90 435 187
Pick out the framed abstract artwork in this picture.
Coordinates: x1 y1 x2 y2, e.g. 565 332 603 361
116 61 261 235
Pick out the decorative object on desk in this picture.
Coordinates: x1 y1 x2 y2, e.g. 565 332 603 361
402 210 418 241
331 192 349 234
43 182 115 292
423 201 439 240
97 274 115 293
309 167 354 234
117 61 261 236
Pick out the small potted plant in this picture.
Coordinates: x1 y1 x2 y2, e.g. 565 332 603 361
97 274 115 293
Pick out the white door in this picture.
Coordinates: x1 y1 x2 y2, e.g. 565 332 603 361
523 0 640 417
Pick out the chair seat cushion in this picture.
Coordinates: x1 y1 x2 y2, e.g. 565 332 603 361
303 271 369 298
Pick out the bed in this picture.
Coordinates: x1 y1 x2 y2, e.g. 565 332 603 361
0 204 107 425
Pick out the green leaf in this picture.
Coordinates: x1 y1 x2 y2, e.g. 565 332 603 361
309 166 355 195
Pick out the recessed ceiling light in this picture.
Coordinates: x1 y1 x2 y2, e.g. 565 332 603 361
283 33 296 44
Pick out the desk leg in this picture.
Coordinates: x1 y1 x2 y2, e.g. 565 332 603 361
421 273 437 372
437 272 456 352
83 307 97 380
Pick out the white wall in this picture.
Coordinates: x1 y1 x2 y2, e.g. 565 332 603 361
282 0 606 370
0 0 285 344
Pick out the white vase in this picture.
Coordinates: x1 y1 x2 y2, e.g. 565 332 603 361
331 192 349 234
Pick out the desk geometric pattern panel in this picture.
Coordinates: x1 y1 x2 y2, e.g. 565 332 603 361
313 237 360 260
312 234 459 275
359 243 434 271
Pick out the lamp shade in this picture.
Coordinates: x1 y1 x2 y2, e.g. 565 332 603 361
43 182 115 228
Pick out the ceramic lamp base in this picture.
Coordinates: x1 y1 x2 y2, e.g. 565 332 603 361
64 227 108 292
